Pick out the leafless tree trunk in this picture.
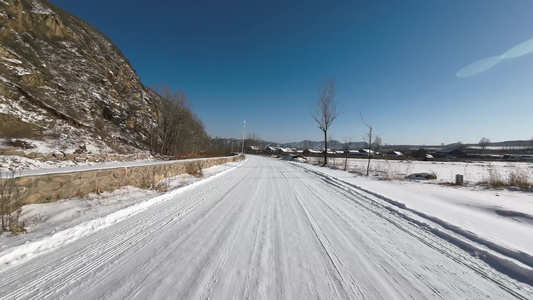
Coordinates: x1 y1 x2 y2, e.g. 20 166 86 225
329 135 336 166
311 81 340 166
360 113 373 176
343 137 353 171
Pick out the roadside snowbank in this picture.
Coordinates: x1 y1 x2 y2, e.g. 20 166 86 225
0 161 242 269
294 161 533 282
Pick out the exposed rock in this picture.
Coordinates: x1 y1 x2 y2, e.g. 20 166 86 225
7 138 35 149
20 71 44 86
0 0 169 153
2 150 25 156
0 81 17 98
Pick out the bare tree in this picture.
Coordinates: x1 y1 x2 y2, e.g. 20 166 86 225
311 81 340 165
360 113 373 176
150 83 210 156
343 137 353 171
329 135 338 151
479 137 490 155
374 136 383 153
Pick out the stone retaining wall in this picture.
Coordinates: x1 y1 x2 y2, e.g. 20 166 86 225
12 156 242 205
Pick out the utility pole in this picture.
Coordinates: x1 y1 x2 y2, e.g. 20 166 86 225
242 120 246 155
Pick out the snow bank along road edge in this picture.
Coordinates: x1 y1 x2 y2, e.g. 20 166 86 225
6 155 241 205
0 161 243 270
291 161 533 286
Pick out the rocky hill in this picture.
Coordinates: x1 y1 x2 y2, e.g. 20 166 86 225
0 0 189 155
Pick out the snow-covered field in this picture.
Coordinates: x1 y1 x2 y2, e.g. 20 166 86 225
302 157 533 269
316 156 533 186
0 155 532 299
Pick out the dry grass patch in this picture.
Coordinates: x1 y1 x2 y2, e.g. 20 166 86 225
479 166 531 190
185 160 204 178
508 169 531 190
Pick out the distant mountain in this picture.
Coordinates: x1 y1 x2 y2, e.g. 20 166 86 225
215 138 369 150
471 140 532 148
0 0 207 154
240 138 533 152
277 140 367 150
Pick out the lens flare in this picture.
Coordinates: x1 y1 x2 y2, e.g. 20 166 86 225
502 38 533 59
456 37 533 78
456 56 503 78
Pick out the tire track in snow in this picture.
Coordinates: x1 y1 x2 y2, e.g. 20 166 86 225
1 156 532 299
299 176 433 299
74 162 250 299
293 194 355 299
300 177 450 299
197 180 262 299
301 167 533 300
241 176 268 300
0 160 249 299
88 179 244 299
277 166 356 299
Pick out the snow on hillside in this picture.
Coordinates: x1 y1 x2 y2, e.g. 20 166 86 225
0 154 158 175
0 135 154 173
1 0 174 157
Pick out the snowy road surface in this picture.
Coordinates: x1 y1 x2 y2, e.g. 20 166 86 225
1 156 532 299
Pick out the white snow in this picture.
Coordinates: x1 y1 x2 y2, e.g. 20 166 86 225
315 156 533 185
0 155 239 177
0 156 531 299
0 161 241 261
1 57 22 65
14 66 31 76
0 100 51 126
0 75 11 83
296 161 533 264
30 0 52 15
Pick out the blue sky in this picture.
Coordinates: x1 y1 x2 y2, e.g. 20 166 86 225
49 0 533 145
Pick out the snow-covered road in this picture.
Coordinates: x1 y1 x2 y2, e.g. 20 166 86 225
1 156 532 299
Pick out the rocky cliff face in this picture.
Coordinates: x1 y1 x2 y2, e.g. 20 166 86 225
0 0 163 154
